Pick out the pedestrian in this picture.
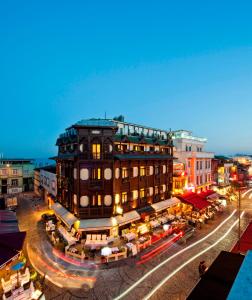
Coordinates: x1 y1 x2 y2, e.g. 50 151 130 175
198 261 208 278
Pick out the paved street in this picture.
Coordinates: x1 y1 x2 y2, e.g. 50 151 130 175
16 192 252 300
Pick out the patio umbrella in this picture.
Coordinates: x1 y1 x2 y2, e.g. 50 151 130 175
11 261 25 286
11 262 25 271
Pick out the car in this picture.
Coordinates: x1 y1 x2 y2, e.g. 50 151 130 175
41 213 57 223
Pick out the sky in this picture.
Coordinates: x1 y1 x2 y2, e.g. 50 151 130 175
1 0 252 158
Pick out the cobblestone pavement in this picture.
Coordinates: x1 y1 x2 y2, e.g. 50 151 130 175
16 192 252 300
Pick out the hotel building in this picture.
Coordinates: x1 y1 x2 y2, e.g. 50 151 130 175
52 118 174 236
173 130 214 192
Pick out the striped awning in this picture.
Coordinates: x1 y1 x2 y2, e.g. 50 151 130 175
51 203 77 228
151 197 181 212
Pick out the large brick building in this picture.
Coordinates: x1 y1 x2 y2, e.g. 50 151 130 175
52 117 174 236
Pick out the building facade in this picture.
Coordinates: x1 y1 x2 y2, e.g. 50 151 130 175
212 156 235 187
172 162 188 195
40 165 57 206
53 118 174 235
0 159 34 196
173 130 214 193
34 168 41 196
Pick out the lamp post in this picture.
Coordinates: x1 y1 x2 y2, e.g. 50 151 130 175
230 177 246 252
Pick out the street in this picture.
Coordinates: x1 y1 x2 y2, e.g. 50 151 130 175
16 192 252 300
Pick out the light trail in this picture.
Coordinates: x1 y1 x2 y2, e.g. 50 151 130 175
114 209 237 300
52 248 98 269
27 243 96 288
137 232 183 265
144 211 245 300
242 188 252 198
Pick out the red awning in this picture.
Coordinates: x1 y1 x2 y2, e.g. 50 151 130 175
232 221 252 254
179 192 211 210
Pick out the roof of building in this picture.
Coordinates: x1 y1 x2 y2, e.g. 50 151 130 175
214 155 232 161
38 164 56 173
228 250 252 300
187 251 244 300
0 210 19 234
74 119 117 128
0 231 26 269
178 192 211 210
0 158 33 164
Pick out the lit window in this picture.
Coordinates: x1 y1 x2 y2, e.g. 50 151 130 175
92 168 101 180
92 196 96 206
140 188 145 198
155 186 158 195
92 143 101 159
140 166 146 176
122 168 128 178
122 192 127 203
97 195 102 206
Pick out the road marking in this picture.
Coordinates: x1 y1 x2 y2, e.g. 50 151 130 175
144 211 245 300
242 188 252 198
114 209 237 300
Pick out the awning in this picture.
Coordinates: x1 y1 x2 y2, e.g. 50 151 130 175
178 192 211 211
51 203 77 228
199 190 220 200
137 205 155 215
115 210 141 226
78 218 114 231
51 202 68 217
151 197 180 212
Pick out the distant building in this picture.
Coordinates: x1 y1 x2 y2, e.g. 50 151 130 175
0 159 34 196
40 165 57 206
34 168 41 196
212 156 235 186
173 130 214 192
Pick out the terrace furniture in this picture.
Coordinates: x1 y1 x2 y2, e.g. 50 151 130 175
136 238 152 252
105 247 127 262
85 234 109 247
58 226 77 246
65 246 85 262
150 220 160 228
123 232 136 242
158 216 168 224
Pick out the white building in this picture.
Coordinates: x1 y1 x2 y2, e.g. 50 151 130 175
40 165 57 206
173 130 214 192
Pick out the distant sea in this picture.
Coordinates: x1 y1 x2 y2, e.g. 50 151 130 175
32 158 55 168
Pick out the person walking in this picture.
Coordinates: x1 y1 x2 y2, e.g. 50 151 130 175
198 261 208 278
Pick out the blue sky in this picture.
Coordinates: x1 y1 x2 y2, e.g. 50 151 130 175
1 0 252 157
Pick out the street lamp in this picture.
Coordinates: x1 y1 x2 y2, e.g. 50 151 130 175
229 177 246 252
